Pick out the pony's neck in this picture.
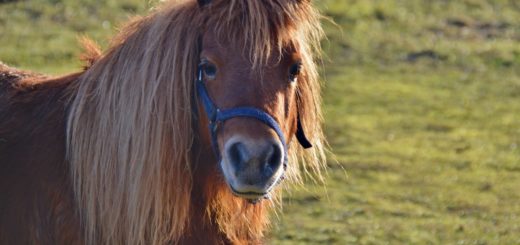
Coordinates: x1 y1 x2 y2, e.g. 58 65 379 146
183 140 230 244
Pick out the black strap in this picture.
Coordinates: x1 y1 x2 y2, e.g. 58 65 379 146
296 114 312 149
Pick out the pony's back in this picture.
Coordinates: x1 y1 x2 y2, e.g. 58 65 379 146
0 63 83 244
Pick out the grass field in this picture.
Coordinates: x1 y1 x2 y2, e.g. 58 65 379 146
1 0 520 244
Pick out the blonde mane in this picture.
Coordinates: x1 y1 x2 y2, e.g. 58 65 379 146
66 0 326 244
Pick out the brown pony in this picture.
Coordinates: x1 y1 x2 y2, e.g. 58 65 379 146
0 0 326 244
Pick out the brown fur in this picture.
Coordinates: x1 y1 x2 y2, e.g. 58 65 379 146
0 63 84 244
0 0 326 244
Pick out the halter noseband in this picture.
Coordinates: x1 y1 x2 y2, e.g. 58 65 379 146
196 66 312 169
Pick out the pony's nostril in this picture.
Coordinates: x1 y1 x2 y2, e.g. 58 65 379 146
227 142 247 170
266 143 283 172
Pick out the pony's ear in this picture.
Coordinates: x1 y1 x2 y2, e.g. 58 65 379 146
197 0 211 7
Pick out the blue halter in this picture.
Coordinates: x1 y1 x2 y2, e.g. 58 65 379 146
196 66 312 169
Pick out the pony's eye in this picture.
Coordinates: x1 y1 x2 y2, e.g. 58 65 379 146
288 62 302 83
202 62 217 80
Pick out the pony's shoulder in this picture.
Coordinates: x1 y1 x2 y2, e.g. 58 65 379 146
0 63 83 245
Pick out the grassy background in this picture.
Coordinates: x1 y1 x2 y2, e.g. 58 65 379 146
1 0 519 244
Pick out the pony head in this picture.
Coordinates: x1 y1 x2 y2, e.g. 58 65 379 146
195 0 320 201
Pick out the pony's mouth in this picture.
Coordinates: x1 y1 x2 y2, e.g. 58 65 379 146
229 184 271 202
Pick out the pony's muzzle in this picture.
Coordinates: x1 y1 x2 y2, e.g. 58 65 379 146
221 136 284 199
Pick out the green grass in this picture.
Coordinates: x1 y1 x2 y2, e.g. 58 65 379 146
2 0 520 244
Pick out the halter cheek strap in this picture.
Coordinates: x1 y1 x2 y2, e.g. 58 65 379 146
196 67 313 169
296 111 312 149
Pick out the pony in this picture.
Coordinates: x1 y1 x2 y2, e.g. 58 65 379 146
0 0 326 244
